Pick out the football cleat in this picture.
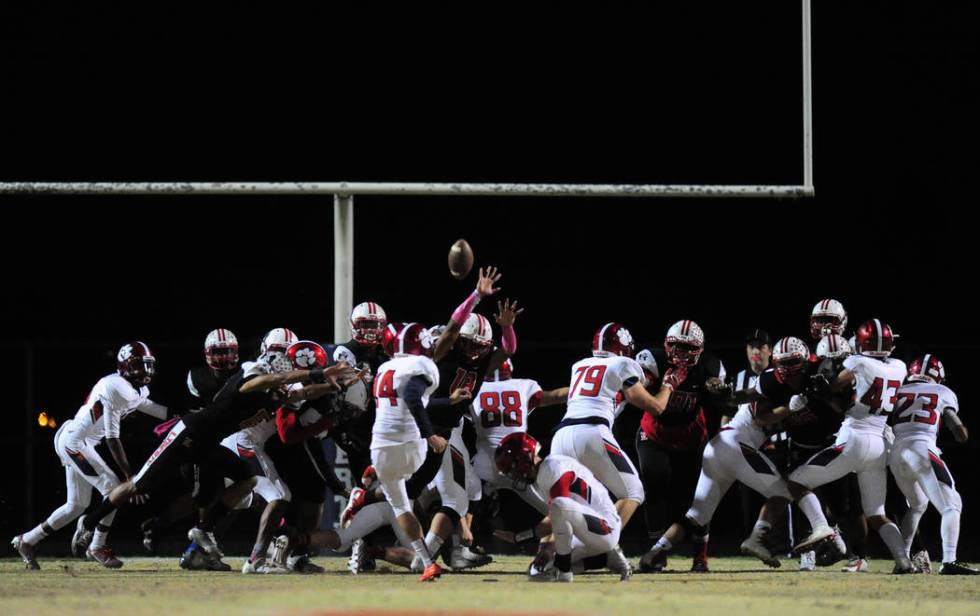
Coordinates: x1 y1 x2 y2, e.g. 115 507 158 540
799 551 816 571
638 548 668 573
419 562 443 582
557 570 574 583
893 558 920 575
449 545 493 571
242 557 289 574
87 546 123 568
939 561 980 575
140 517 160 554
528 562 558 582
740 533 781 569
912 549 932 574
842 557 870 573
288 554 324 574
348 539 368 575
187 527 223 558
11 535 40 570
792 524 835 555
691 556 710 573
71 517 92 557
607 545 633 581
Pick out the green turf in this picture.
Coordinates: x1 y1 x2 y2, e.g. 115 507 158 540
2 556 978 616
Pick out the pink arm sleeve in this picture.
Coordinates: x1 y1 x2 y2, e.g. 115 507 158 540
501 324 517 354
451 290 481 326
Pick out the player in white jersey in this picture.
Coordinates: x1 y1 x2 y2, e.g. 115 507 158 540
888 355 977 575
471 359 568 512
495 432 630 582
550 323 684 529
12 342 168 570
284 323 449 582
787 319 916 573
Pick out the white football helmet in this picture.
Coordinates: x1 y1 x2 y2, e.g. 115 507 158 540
665 320 704 366
260 328 298 354
459 314 493 362
815 334 852 360
350 302 387 345
810 299 847 340
772 337 810 379
205 328 239 371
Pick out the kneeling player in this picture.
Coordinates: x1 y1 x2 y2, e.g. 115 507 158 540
495 432 630 582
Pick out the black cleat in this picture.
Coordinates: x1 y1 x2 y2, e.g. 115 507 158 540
940 561 980 575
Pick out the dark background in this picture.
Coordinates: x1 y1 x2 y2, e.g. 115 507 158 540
1 2 977 558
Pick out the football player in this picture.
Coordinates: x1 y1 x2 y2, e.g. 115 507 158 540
13 342 168 570
785 320 916 573
635 320 728 572
496 432 631 582
889 355 977 575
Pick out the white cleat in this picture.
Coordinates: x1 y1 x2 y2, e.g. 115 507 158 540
793 524 836 555
348 539 366 575
242 556 290 574
606 545 633 581
71 517 92 557
740 533 781 568
842 557 870 573
528 562 557 582
799 550 816 571
912 550 932 574
449 545 493 571
12 535 40 570
187 527 223 558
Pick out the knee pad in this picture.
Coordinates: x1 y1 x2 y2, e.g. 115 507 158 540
437 505 462 525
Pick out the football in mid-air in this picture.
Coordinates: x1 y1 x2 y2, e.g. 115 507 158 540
448 239 474 280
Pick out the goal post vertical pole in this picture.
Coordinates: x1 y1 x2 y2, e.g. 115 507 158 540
333 194 354 343
802 0 814 190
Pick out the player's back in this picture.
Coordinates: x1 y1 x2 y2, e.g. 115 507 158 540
70 373 147 443
842 354 907 433
563 355 643 425
473 378 542 449
371 354 440 447
892 381 958 445
536 454 619 522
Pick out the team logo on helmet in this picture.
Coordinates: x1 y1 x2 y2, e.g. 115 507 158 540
286 340 328 370
908 354 945 384
117 341 156 386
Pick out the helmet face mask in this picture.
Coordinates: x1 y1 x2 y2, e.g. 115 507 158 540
665 340 703 367
663 320 704 367
350 302 388 346
772 337 810 383
459 337 491 364
205 329 239 373
118 341 156 386
810 299 848 340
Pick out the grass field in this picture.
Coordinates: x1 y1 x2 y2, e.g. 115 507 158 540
2 555 979 616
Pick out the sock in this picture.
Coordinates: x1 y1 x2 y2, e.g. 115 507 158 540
90 524 111 550
941 509 961 563
796 493 829 530
451 533 461 548
411 539 433 567
877 522 908 562
900 510 923 556
555 552 572 572
23 523 52 545
424 530 444 558
693 534 709 561
84 498 117 531
200 501 231 532
653 536 672 553
754 520 772 532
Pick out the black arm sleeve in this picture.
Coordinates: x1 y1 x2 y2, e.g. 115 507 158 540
426 396 453 410
404 375 436 438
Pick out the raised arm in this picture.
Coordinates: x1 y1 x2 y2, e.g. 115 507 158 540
434 267 502 362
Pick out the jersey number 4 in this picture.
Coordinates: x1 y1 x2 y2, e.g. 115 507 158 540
374 370 397 407
479 391 523 428
571 365 607 398
860 377 902 415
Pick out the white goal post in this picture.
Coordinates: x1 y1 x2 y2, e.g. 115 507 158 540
0 0 813 342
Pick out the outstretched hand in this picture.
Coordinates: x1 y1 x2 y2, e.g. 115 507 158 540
494 298 524 327
476 266 502 298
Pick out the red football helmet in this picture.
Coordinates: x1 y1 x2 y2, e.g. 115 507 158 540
117 341 156 386
495 432 539 488
907 354 945 384
854 319 895 358
487 358 514 382
592 322 635 357
286 340 328 369
350 302 388 346
392 322 430 357
382 322 405 358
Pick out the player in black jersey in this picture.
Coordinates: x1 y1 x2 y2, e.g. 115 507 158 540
140 329 242 562
635 319 728 572
77 351 354 565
